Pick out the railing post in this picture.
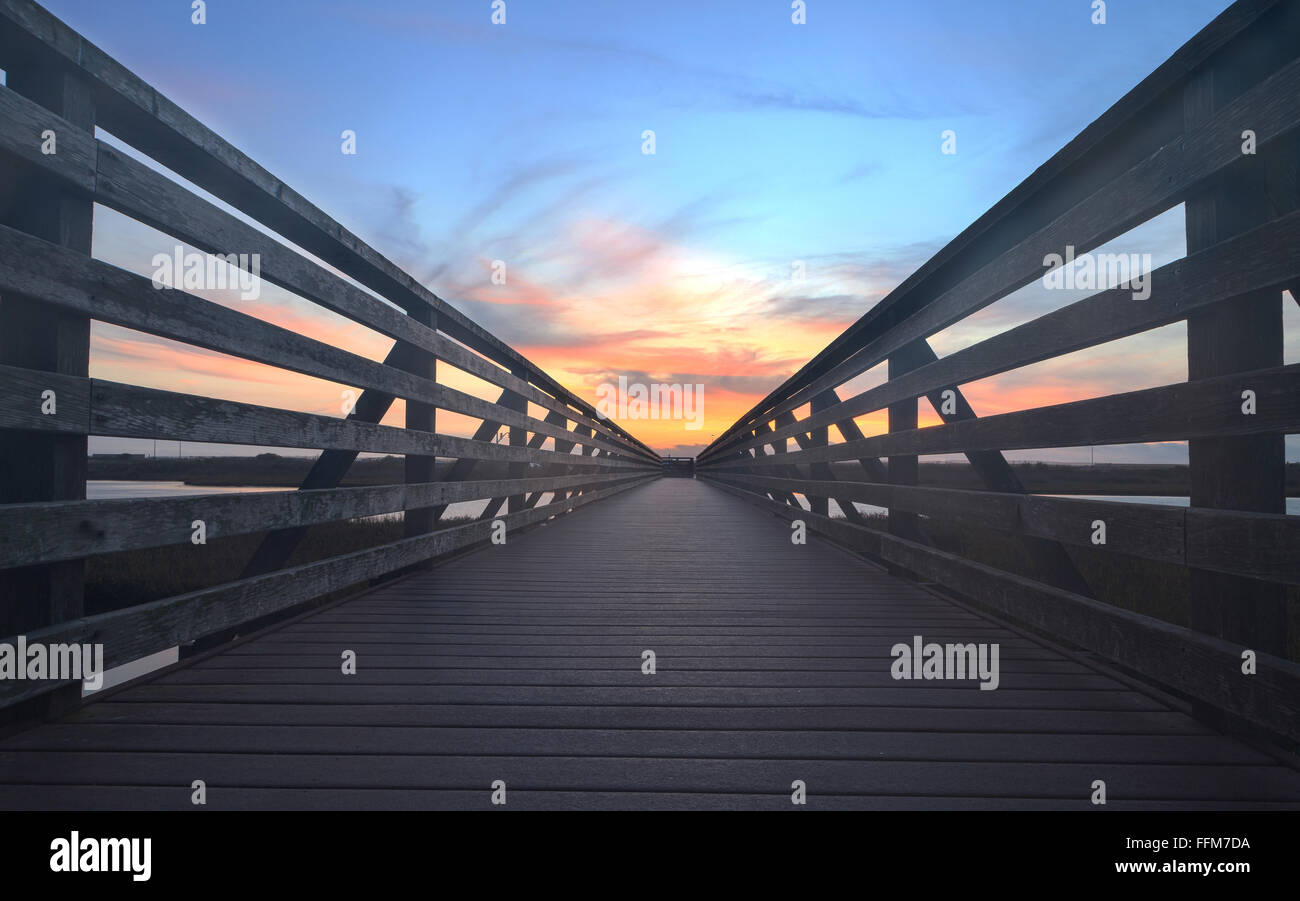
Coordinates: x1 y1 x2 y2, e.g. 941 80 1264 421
806 400 830 517
887 342 928 569
1183 64 1293 658
505 367 529 513
403 308 438 540
0 63 94 720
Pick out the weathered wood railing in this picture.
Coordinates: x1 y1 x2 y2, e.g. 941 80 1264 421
0 0 659 714
697 0 1300 742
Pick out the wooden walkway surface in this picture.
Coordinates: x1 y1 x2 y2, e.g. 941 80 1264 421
1 478 1298 810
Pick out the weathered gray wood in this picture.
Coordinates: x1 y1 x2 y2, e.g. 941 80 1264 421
3 479 1299 808
88 377 440 456
430 391 509 519
96 142 650 462
0 83 96 191
708 472 1299 585
5 750 1297 800
878 535 1300 742
704 476 1300 741
0 59 94 723
0 475 653 706
0 0 658 461
235 342 410 584
0 224 644 461
8 724 1270 765
0 473 644 567
886 342 925 548
1184 59 1292 658
701 8 1299 458
710 207 1300 460
90 141 652 461
29 374 648 470
404 307 438 539
437 432 652 472
8 785 1294 812
0 363 88 433
709 364 1300 468
32 702 1212 734
1185 507 1300 584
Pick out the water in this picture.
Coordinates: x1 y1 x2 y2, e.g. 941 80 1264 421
87 480 287 499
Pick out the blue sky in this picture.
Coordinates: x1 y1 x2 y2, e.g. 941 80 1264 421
37 0 1298 461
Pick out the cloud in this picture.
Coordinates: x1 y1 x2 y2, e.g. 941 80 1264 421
838 162 883 184
327 4 967 122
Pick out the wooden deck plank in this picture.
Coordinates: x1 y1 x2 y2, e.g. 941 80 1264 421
156 668 1124 690
61 702 1214 735
1 752 1296 801
5 786 1297 812
1 725 1272 764
189 652 1097 665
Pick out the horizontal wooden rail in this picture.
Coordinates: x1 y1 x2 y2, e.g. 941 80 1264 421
0 474 655 707
0 0 662 716
709 365 1300 468
707 472 1300 585
702 51 1300 463
0 472 641 568
0 225 645 463
699 0 1300 742
0 364 658 469
702 476 1300 743
0 0 656 462
701 0 1294 459
706 210 1300 461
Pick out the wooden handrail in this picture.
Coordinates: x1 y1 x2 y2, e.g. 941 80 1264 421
0 0 659 711
698 0 1300 741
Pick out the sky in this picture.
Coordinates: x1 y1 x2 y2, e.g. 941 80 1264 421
34 0 1300 461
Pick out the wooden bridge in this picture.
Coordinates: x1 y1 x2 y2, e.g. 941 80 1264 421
1 0 1298 810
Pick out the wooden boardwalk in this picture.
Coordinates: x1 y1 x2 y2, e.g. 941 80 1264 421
1 477 1297 810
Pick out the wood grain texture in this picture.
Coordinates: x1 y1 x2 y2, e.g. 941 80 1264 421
0 475 653 706
710 207 1300 459
701 5 1295 458
92 142 649 461
704 476 1300 742
707 364 1300 467
707 473 1300 585
0 224 646 462
2 478 1296 810
0 0 657 461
